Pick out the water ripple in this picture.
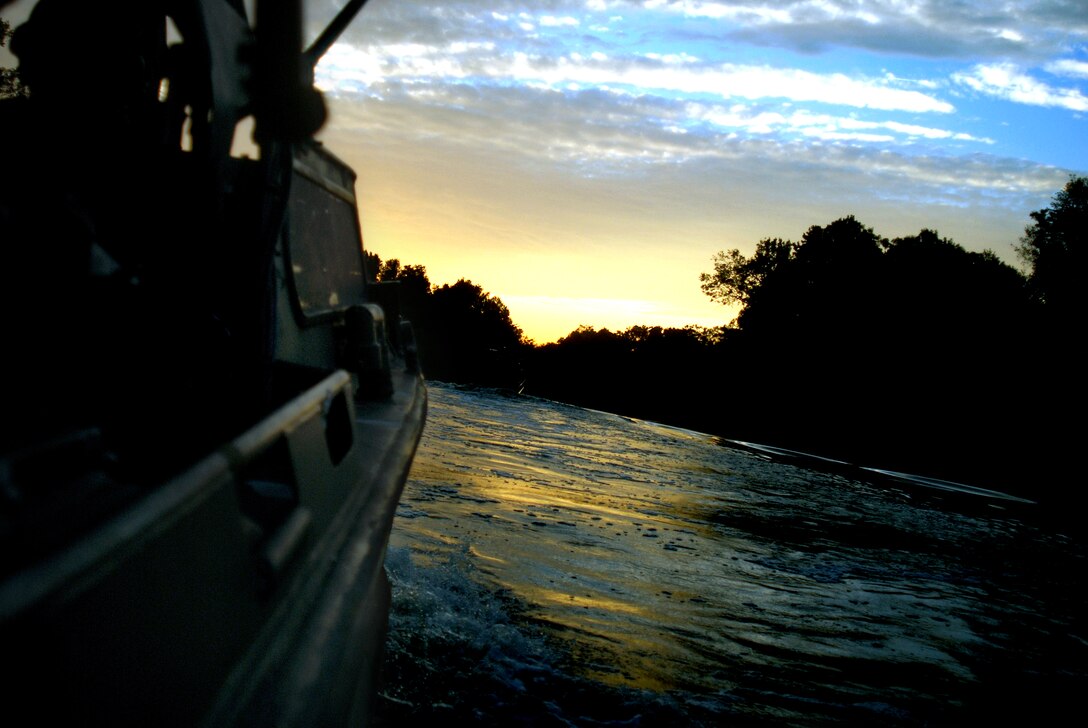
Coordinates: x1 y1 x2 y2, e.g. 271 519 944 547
377 383 1087 725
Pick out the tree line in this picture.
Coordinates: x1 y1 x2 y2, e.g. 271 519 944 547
380 177 1086 506
364 254 528 387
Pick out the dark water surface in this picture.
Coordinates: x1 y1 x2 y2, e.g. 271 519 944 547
375 383 1087 726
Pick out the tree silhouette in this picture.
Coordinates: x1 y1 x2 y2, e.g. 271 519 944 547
524 324 724 428
1009 177 1088 501
378 258 432 300
0 17 28 99
881 229 1028 348
1016 176 1088 319
699 237 795 310
703 216 885 339
364 251 381 281
365 253 526 386
702 216 1026 347
694 215 1044 493
424 280 526 385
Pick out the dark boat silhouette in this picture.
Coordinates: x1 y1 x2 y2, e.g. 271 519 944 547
1 1 424 724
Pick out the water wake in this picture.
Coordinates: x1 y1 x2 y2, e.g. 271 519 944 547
376 384 1087 725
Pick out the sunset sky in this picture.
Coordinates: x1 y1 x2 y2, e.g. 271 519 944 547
5 1 1086 342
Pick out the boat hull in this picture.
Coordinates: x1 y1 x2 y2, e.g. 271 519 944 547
1 368 426 726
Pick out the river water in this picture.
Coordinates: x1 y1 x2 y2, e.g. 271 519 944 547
374 383 1087 726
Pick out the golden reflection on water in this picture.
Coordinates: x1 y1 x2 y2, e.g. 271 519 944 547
523 585 650 618
389 384 1081 714
394 412 749 692
467 545 508 565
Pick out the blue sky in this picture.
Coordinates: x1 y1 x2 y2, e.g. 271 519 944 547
302 0 1087 341
4 1 1086 341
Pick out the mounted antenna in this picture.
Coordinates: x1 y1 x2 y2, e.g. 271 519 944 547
253 0 371 141
305 0 372 67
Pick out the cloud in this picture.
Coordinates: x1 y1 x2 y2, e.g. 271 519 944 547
644 0 794 24
953 62 1088 112
320 60 1062 201
310 1 1076 199
1047 59 1088 79
319 57 967 174
319 37 953 113
540 15 581 27
682 103 991 144
620 0 1088 60
308 0 1088 63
